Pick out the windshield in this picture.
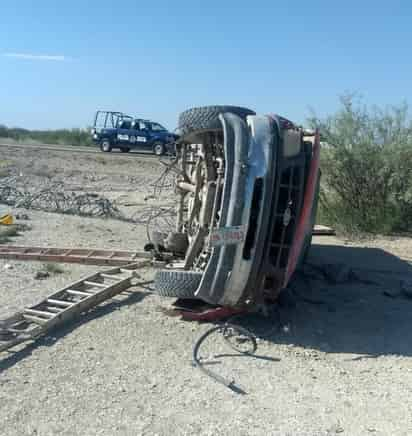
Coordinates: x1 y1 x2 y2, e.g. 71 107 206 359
151 123 167 132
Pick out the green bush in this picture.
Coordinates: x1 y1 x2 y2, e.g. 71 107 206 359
0 125 93 146
308 94 412 235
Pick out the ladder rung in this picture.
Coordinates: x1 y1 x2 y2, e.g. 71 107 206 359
46 306 64 313
23 314 48 325
100 273 121 281
47 299 73 307
6 327 30 333
24 308 54 318
120 269 135 275
66 290 92 297
84 281 107 288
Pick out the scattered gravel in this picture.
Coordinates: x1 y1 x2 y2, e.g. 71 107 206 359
0 146 412 436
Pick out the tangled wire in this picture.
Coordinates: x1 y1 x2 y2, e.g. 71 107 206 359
0 156 182 231
131 156 182 241
0 178 124 220
152 156 180 198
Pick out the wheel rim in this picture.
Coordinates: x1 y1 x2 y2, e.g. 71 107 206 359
155 144 163 155
102 141 110 152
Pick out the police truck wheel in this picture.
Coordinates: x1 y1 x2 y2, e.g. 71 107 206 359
100 140 112 152
153 142 165 156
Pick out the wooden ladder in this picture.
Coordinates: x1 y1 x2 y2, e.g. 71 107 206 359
0 245 153 266
0 261 150 353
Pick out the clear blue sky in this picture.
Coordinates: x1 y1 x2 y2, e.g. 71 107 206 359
0 1 411 130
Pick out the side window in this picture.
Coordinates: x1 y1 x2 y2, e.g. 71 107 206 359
119 120 131 130
151 123 166 132
139 121 148 131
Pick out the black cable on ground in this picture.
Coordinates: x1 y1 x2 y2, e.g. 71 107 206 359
192 323 257 394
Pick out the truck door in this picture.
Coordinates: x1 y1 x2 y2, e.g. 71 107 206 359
117 119 132 145
135 121 151 148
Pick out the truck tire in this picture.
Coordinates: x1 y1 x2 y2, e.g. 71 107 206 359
154 270 202 299
153 142 165 156
121 147 130 153
100 140 112 152
178 105 255 136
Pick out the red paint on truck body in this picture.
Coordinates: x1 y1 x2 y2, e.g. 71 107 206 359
283 130 321 287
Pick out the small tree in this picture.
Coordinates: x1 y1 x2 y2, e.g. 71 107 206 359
308 93 412 234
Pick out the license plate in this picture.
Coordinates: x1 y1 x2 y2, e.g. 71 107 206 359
209 226 245 247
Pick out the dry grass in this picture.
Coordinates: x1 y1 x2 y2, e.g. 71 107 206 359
0 226 19 243
0 159 11 177
32 166 54 179
0 223 31 244
94 156 107 165
43 263 65 274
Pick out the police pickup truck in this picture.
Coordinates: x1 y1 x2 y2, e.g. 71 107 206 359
91 111 177 155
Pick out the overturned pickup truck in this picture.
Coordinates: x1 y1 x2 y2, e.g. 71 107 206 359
153 105 320 309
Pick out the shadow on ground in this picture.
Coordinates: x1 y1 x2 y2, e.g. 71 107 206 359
0 290 150 373
1 244 411 372
235 244 412 358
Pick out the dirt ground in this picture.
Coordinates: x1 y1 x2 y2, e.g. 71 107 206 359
1 145 412 436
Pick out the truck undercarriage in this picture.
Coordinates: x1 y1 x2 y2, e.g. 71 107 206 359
153 106 320 309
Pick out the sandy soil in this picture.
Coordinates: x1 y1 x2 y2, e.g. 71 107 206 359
1 146 412 436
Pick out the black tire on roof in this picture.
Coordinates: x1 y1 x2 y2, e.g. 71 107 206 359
154 270 202 299
178 105 255 136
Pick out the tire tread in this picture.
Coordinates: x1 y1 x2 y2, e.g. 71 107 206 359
154 270 202 298
178 105 255 135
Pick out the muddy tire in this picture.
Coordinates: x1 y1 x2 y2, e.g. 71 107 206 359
178 105 255 136
154 270 202 299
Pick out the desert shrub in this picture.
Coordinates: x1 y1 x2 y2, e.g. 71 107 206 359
308 94 412 235
0 126 93 146
24 128 93 146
